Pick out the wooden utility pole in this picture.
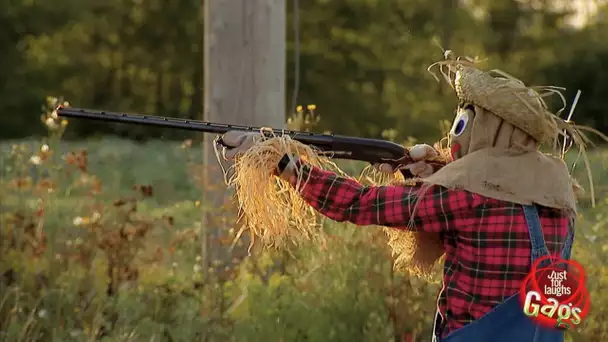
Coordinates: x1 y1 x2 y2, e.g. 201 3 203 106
202 0 286 273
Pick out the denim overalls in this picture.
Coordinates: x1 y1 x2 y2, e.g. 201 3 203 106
432 204 574 342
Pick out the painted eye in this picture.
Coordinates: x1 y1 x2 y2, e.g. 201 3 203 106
451 109 471 137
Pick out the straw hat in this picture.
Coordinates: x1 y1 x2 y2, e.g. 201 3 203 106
453 65 559 145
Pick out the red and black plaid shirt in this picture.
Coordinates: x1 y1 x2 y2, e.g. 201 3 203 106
287 160 571 337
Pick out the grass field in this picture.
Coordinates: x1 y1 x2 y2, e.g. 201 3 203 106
1 121 608 341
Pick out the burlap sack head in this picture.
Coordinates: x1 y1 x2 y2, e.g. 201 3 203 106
448 102 539 159
388 52 605 279
426 54 584 211
434 104 577 211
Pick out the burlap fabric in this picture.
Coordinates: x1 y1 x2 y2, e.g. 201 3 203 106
425 105 576 212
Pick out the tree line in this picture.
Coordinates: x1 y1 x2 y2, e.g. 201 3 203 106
1 0 607 143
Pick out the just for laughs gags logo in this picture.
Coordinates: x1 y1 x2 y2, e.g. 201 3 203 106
519 256 590 329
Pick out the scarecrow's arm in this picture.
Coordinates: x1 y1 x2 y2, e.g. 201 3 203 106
280 157 471 231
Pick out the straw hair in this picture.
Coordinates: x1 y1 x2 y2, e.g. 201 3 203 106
367 141 452 280
222 134 340 251
219 131 450 280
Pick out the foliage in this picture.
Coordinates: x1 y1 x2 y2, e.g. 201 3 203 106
2 0 608 141
1 98 608 341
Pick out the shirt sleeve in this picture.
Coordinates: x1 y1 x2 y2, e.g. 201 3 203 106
287 159 473 232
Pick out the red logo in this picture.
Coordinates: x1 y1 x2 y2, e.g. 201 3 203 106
519 256 590 329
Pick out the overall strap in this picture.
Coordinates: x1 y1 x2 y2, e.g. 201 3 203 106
522 205 550 264
522 204 574 265
560 214 575 260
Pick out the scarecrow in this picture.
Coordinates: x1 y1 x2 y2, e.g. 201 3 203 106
217 54 604 341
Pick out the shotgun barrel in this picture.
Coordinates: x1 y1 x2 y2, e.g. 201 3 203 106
56 106 438 178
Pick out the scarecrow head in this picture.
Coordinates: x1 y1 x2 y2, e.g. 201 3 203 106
448 102 543 161
441 60 561 161
388 54 606 279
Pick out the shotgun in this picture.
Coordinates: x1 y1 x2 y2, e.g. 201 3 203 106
56 106 445 178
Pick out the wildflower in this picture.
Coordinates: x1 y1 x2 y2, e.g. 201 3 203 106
181 139 193 149
195 255 202 262
124 226 137 237
50 110 58 120
73 217 84 226
66 240 73 247
10 177 32 189
75 237 83 245
92 179 102 194
38 309 47 318
45 118 58 130
92 211 101 222
194 200 201 207
79 173 91 184
61 119 68 127
29 155 42 165
41 144 50 153
172 262 178 269
296 105 303 112
307 104 317 111
36 179 56 193
46 96 58 107
193 264 201 273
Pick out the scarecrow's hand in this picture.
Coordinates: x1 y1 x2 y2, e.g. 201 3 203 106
219 131 263 161
374 144 439 178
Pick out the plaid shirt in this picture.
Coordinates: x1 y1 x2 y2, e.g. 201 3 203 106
287 160 571 337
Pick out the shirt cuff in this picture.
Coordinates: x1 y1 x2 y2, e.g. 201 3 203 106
275 153 303 179
276 154 292 174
